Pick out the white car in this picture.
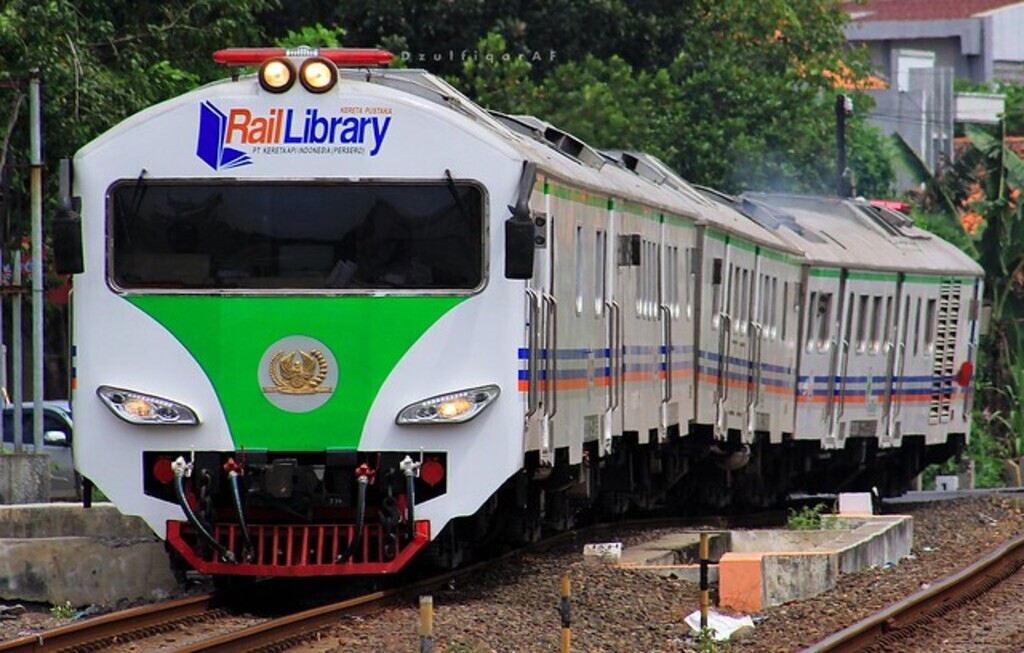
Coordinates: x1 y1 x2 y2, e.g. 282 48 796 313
1 401 78 500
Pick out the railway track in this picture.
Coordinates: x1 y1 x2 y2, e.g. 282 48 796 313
803 530 1024 652
0 511 767 652
0 593 224 652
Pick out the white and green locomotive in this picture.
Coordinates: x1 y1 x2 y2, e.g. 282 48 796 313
56 48 981 577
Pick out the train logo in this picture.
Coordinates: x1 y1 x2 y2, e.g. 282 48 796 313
196 101 253 171
258 336 338 411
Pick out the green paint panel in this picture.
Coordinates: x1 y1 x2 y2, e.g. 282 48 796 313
809 268 843 279
905 274 977 285
847 270 899 282
663 213 695 228
128 295 464 451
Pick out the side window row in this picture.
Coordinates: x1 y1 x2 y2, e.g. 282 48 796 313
804 288 940 356
572 223 699 321
717 262 788 341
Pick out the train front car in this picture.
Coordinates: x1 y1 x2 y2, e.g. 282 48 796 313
68 49 529 576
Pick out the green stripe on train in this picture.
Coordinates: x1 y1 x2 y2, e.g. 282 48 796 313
128 295 464 451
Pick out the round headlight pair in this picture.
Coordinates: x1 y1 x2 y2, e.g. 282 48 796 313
259 57 337 94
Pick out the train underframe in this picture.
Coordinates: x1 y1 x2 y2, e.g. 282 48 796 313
431 426 967 568
153 427 965 577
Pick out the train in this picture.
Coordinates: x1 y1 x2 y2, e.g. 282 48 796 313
53 47 983 578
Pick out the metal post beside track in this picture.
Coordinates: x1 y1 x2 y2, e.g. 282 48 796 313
699 532 710 630
560 571 572 653
419 594 434 653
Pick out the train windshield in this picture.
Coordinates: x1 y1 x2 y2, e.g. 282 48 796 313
109 181 484 291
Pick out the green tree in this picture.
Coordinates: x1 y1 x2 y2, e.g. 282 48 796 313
0 0 275 212
0 0 276 397
899 121 1024 462
455 1 883 193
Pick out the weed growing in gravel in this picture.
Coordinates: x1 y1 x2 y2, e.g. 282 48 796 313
786 503 831 530
695 626 721 652
49 601 76 619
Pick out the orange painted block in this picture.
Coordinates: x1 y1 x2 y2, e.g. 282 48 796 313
718 552 764 612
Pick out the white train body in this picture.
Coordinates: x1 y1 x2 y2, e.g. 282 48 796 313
63 50 982 576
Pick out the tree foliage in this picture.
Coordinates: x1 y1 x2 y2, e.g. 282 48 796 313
452 2 888 194
0 0 274 239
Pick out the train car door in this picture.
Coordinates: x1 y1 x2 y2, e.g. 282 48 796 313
882 275 906 446
614 200 663 445
721 241 758 441
744 254 765 440
524 176 554 466
693 227 732 439
827 273 849 441
794 267 842 446
660 216 698 442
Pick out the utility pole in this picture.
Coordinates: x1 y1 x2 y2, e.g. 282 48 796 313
29 71 42 450
835 94 853 198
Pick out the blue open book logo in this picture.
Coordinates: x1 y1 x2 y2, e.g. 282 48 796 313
196 101 253 170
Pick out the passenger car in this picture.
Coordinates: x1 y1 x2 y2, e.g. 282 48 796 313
1 401 78 500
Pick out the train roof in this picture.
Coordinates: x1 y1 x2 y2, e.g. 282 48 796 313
737 193 982 277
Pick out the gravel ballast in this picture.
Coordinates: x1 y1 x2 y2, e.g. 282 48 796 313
2 493 1022 652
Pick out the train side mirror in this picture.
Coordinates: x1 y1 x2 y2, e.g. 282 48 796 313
53 199 84 275
504 215 535 279
54 159 84 275
505 160 538 280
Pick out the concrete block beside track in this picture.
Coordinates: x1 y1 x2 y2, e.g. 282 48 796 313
617 514 913 613
0 503 179 606
719 514 913 611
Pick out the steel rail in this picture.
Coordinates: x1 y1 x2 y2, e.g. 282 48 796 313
802 531 1024 653
0 511 786 653
179 512 786 652
0 593 217 653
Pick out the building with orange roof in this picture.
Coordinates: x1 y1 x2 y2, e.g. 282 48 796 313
844 0 1024 84
841 0 1023 187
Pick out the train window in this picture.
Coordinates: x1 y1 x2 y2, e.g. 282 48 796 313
924 298 937 353
805 291 818 352
883 296 893 348
781 282 789 341
651 243 659 319
869 296 882 353
595 230 606 317
770 277 779 339
816 293 832 350
744 269 752 333
760 274 769 336
110 181 484 291
754 274 762 325
902 296 911 354
844 293 855 354
630 243 638 319
914 297 922 356
686 248 695 320
574 224 584 315
667 246 680 319
856 295 869 352
711 261 724 329
731 264 740 328
738 269 745 332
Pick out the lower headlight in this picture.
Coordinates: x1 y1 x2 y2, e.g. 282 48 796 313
397 385 500 425
97 386 200 426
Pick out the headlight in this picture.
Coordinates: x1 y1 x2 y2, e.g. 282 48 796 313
397 385 500 425
97 386 200 426
259 58 295 93
299 57 337 93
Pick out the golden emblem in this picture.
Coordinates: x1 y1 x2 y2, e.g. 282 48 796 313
262 349 334 395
